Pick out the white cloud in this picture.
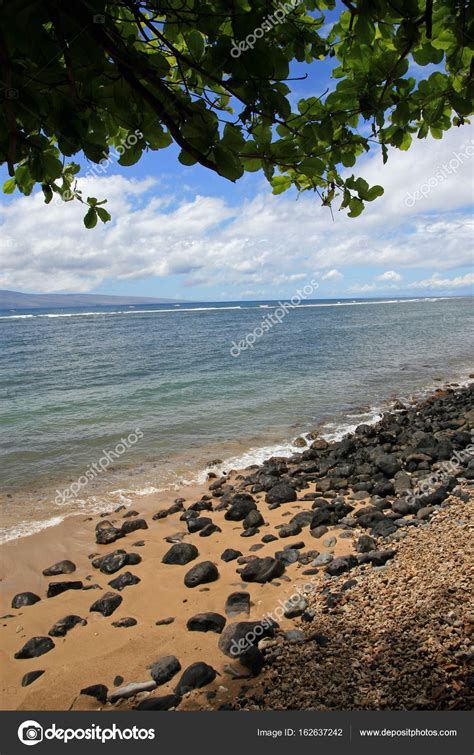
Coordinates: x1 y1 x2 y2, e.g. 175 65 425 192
350 282 378 293
0 124 473 293
322 269 343 281
407 272 474 290
377 270 402 282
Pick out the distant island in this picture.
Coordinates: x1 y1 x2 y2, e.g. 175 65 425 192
0 289 189 310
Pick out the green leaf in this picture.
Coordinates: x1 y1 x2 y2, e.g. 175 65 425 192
42 184 53 203
365 185 384 201
399 132 412 151
187 30 205 61
355 13 375 45
117 143 143 167
178 150 198 166
14 165 35 195
299 157 326 177
96 207 111 223
271 175 291 195
3 178 16 194
83 207 98 229
348 197 364 217
449 93 471 117
412 44 443 66
213 145 243 181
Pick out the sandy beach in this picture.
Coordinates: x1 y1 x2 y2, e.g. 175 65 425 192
1 382 472 712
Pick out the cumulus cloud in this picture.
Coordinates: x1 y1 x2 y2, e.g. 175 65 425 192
321 269 343 281
0 124 473 293
377 270 402 282
407 272 474 290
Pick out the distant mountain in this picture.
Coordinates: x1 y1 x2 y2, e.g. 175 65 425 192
0 290 189 309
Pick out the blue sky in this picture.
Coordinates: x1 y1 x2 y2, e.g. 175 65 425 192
0 12 473 301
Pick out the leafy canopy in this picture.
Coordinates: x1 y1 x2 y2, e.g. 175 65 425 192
0 0 472 226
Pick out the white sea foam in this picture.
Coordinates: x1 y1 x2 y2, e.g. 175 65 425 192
0 493 134 544
0 297 461 320
0 515 66 545
319 409 383 441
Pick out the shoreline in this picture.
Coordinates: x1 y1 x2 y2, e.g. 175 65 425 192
1 368 473 546
0 381 473 711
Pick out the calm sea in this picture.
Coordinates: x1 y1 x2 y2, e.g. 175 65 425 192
0 296 472 541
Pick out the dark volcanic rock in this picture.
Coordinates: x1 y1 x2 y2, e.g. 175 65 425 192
241 526 258 537
21 670 45 687
309 525 329 539
187 516 213 533
275 549 300 565
278 522 302 538
92 550 141 574
373 481 395 497
218 620 278 657
42 560 76 576
199 522 222 537
243 509 265 529
95 525 124 545
148 655 181 685
15 636 55 659
184 561 219 588
355 535 376 553
136 694 182 711
155 616 175 626
239 646 265 675
188 499 213 512
174 662 217 695
80 684 108 704
220 548 242 562
112 617 137 628
225 495 257 521
266 482 297 505
108 572 140 591
374 454 401 478
392 498 418 516
121 518 148 535
225 592 251 617
11 592 41 609
261 534 278 543
47 581 83 598
290 511 314 528
325 555 358 577
371 519 398 537
89 591 123 616
355 507 386 528
186 612 226 633
48 615 86 637
240 557 285 583
357 549 396 566
162 543 199 565
310 508 333 528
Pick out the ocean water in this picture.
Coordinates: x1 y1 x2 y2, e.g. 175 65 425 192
0 296 473 541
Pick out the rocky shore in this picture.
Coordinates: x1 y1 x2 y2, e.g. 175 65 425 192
1 382 473 711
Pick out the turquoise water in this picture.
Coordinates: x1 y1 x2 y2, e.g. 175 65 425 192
0 296 472 540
